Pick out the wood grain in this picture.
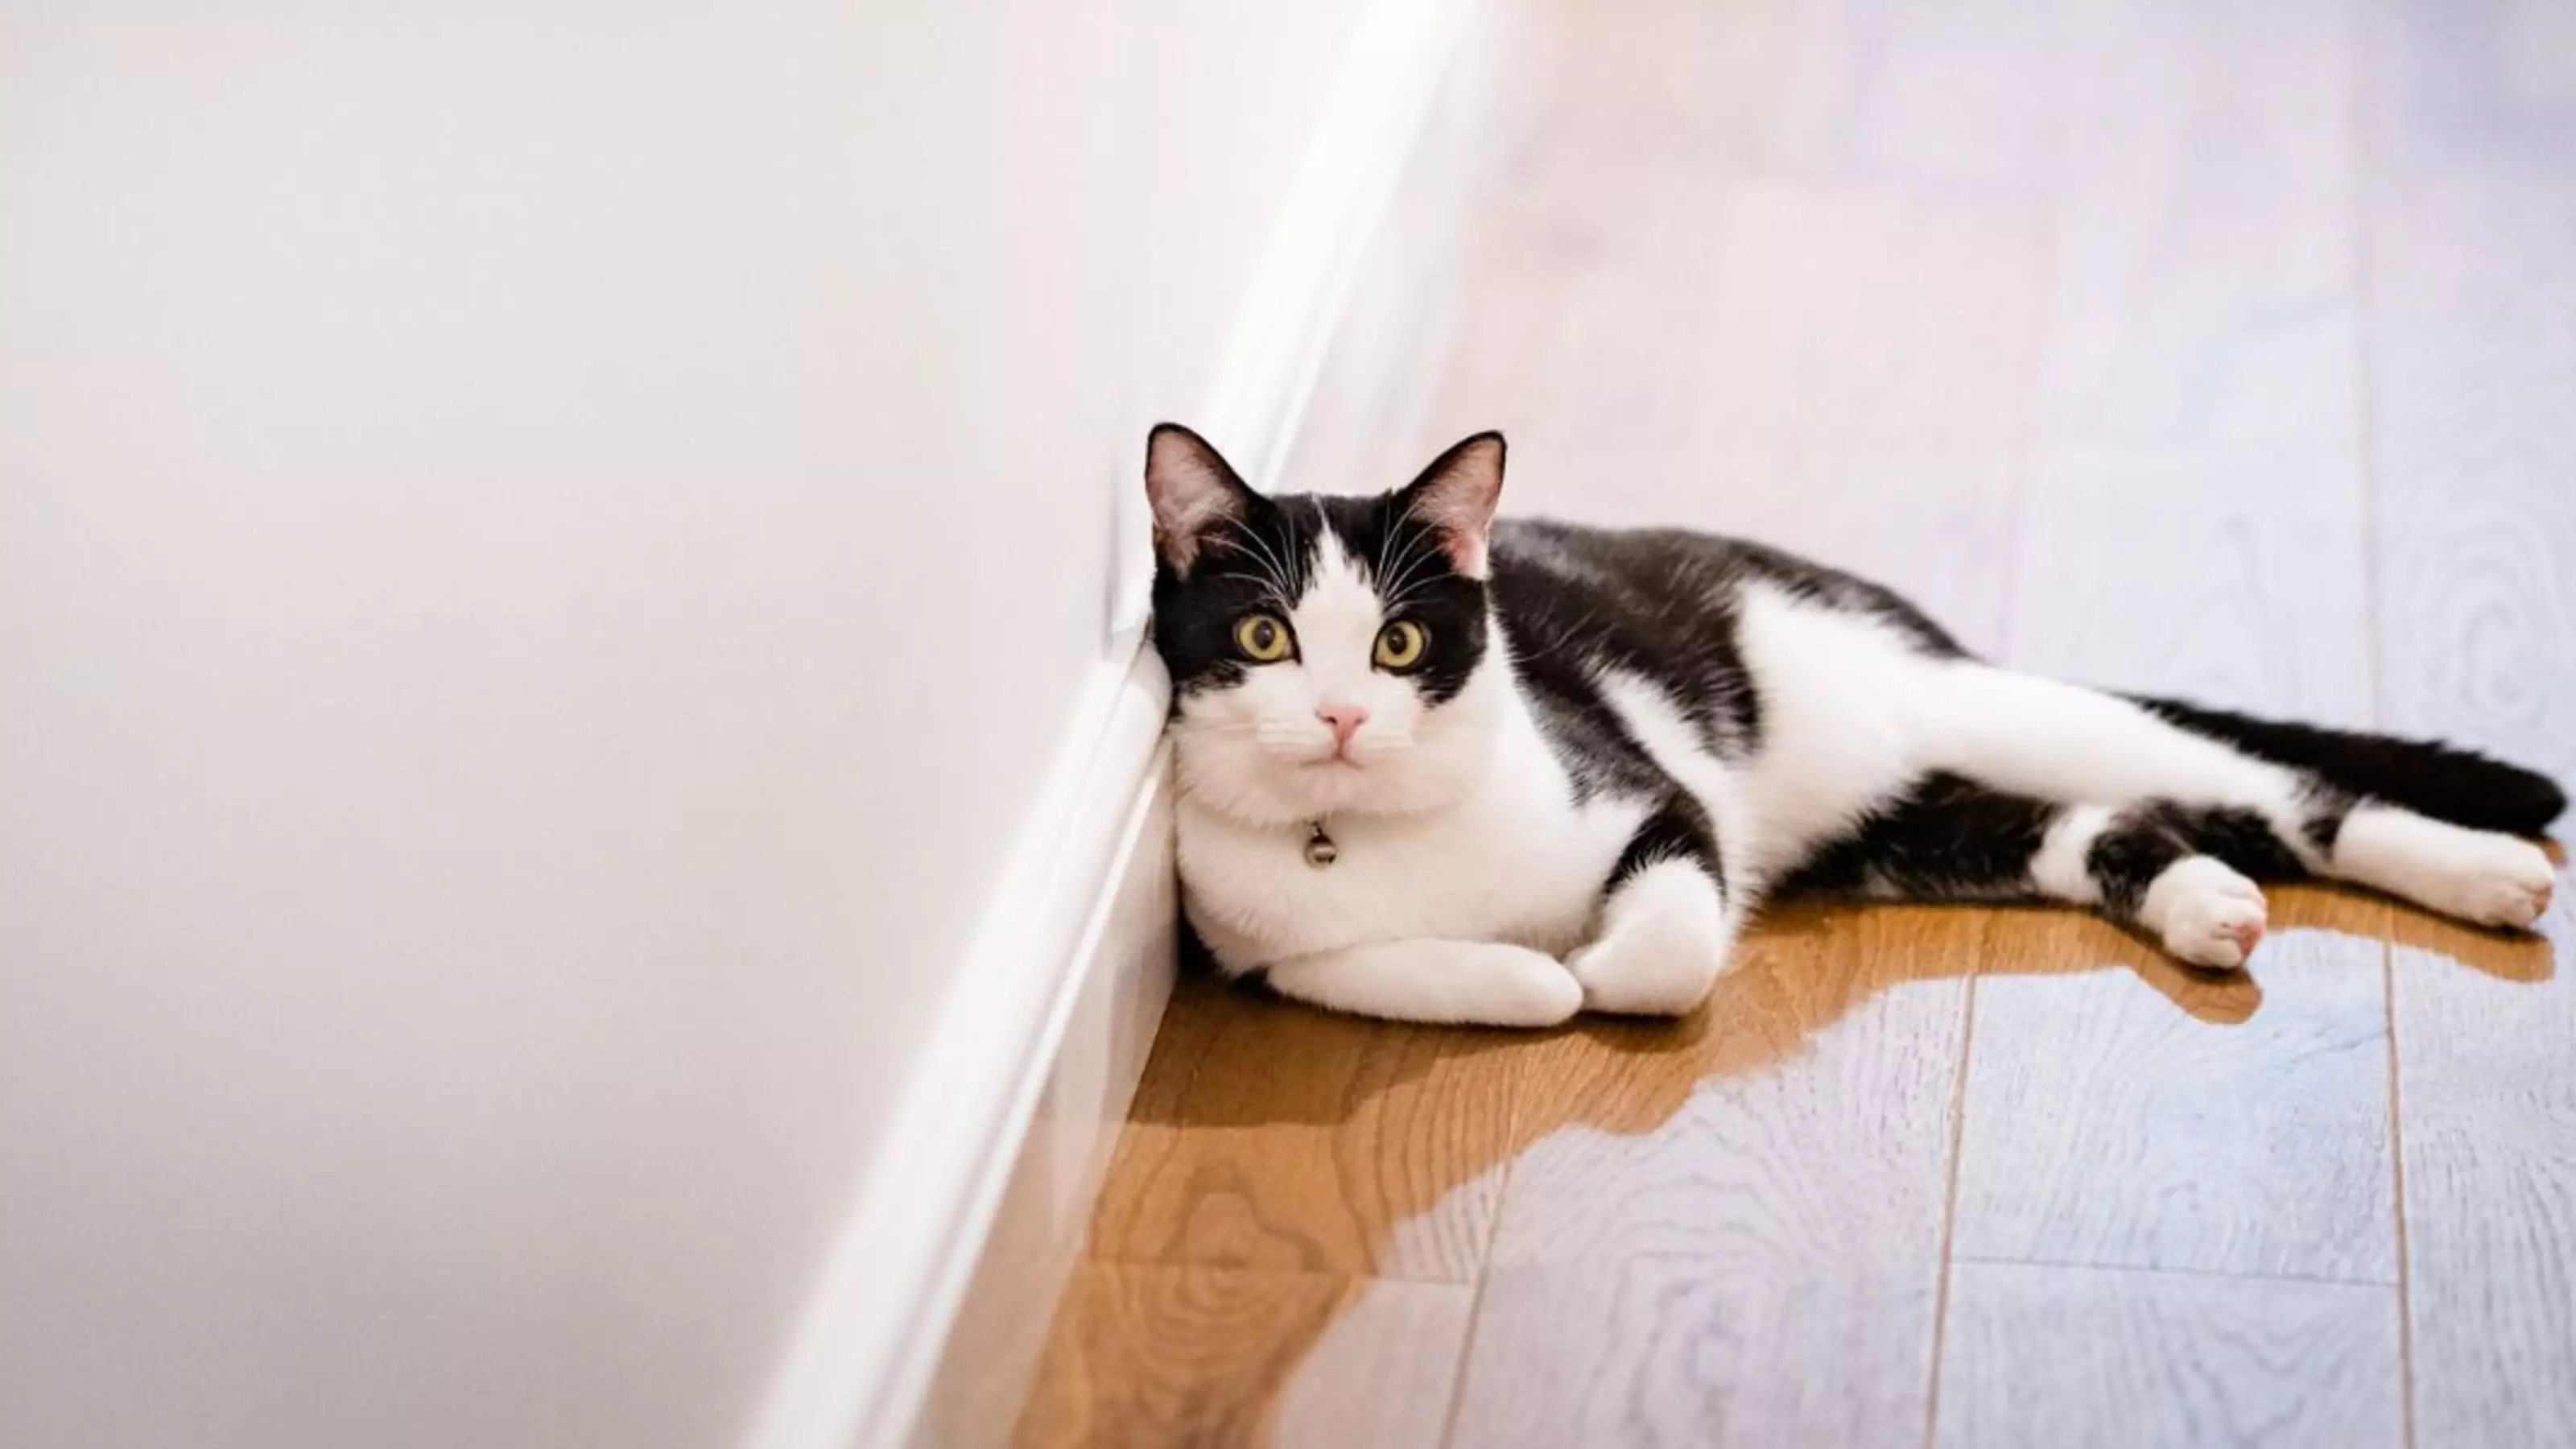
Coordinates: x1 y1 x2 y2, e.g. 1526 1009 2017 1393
1933 1261 2403 1448
2365 4 2576 1441
1081 971 1526 1282
1612 182 2045 452
1014 1265 1474 1449
1958 448 2403 1286
1443 904 1978 1448
2385 893 2576 1448
1710 443 2021 656
2037 0 2359 448
2006 450 2374 726
1952 893 2396 1282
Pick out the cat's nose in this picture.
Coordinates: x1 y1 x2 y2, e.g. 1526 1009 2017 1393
1315 702 1370 749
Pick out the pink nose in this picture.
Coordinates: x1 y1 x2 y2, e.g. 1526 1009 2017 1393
1316 702 1370 749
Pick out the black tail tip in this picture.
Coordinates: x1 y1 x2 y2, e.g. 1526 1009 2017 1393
2454 757 2568 837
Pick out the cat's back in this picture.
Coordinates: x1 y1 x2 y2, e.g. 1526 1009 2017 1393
1487 517 1965 664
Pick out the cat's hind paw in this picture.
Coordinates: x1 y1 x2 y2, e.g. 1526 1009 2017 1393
2330 808 2557 931
2141 855 2268 970
2425 832 2555 930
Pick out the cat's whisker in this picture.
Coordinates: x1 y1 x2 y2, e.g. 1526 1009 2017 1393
1374 518 1426 596
1209 571 1292 613
1377 525 1438 608
1220 522 1298 611
1380 579 1443 615
1372 504 1403 595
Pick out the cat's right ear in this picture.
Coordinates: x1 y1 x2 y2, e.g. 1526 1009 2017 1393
1145 423 1257 576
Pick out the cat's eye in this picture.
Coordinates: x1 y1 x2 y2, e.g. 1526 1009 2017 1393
1373 619 1428 671
1234 613 1293 663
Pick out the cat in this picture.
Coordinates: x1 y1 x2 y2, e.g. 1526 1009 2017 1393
1142 423 2566 1028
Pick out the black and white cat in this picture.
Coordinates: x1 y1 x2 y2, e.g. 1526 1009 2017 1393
1144 423 2566 1028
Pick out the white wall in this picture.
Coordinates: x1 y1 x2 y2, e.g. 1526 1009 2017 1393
0 6 1364 1446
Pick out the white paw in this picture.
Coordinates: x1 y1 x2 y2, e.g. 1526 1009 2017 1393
2141 856 2269 969
1487 953 1586 1027
1567 860 1733 1016
2335 809 2558 931
2428 832 2557 930
1566 931 1724 1015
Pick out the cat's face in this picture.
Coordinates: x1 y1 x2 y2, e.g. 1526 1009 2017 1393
1145 426 1509 826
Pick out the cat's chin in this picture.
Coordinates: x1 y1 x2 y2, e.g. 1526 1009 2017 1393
1176 745 1467 828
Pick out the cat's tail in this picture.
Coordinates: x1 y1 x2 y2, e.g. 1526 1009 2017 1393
2128 695 2567 836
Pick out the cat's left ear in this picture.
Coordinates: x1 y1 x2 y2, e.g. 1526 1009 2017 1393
1398 431 1505 579
1145 423 1259 576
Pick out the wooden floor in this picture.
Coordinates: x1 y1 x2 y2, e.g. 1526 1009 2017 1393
1019 2 2576 1444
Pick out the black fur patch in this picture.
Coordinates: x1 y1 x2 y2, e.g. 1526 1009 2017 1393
1150 489 1321 701
1488 521 1967 767
2084 808 2192 917
2130 695 2567 837
1610 794 1727 895
2297 780 2359 854
2084 799 2314 917
1781 773 2059 901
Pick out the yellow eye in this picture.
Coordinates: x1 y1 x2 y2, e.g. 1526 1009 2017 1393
1234 613 1293 663
1373 619 1427 670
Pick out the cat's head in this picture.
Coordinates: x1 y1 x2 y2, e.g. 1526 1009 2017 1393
1145 424 1509 827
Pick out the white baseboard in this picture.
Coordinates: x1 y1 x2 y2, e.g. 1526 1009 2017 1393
744 647 1173 1449
909 725 1179 1447
743 3 1480 1445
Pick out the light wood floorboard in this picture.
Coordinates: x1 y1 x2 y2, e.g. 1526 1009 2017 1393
1932 1261 2402 1449
1016 1265 1474 1449
1951 452 2402 1286
1443 905 1977 1448
2365 2 2576 1443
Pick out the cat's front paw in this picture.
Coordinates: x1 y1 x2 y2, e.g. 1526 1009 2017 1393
1567 860 1732 1016
1567 932 1721 1016
1482 950 1586 1027
2140 855 2268 969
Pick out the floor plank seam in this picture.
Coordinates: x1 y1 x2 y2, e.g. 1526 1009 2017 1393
1919 971 1984 1449
1948 1253 2401 1292
2346 1 2417 1441
1432 1262 1496 1449
2380 940 2418 1449
1435 1038 1530 1449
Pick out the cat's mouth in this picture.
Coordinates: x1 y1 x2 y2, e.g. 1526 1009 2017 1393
1297 749 1364 772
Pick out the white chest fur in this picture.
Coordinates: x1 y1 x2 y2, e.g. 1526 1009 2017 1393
1177 712 1641 973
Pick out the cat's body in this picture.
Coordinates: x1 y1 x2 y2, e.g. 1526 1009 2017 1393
1146 425 2566 1028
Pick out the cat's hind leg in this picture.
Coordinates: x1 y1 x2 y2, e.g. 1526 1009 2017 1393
1785 777 2293 968
2024 795 2557 962
1567 797 1741 1015
2325 804 2554 929
2029 801 2289 968
1932 667 2559 935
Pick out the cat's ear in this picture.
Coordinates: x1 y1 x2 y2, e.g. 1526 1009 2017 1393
1145 423 1258 576
1398 431 1506 579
